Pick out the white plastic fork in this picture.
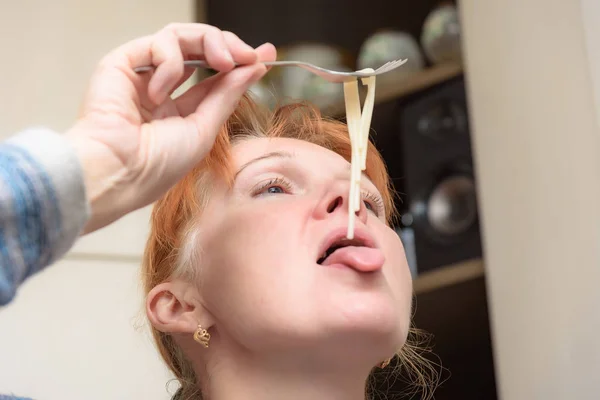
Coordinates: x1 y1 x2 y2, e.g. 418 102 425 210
133 59 407 83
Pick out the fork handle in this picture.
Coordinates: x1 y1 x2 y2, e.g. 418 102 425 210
134 60 278 73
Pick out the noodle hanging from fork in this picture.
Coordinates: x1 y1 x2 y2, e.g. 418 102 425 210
343 72 377 239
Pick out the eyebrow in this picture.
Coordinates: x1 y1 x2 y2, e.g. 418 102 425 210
234 151 294 179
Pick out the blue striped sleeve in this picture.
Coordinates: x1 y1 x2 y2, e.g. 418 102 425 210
0 128 89 305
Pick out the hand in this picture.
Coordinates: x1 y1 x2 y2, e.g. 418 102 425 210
66 23 276 232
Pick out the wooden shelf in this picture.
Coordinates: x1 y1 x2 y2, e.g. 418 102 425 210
322 62 463 118
413 258 485 294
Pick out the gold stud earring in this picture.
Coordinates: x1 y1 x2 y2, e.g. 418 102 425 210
379 357 392 369
193 325 211 348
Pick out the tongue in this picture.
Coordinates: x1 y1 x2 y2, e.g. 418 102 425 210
321 246 385 272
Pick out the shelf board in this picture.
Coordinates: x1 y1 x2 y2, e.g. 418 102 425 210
413 258 485 294
322 62 463 118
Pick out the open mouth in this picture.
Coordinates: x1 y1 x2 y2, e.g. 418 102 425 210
316 237 369 265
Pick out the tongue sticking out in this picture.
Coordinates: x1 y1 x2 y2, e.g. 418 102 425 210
321 246 385 272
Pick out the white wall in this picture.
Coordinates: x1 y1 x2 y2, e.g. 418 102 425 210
461 0 600 399
0 260 174 400
0 1 196 399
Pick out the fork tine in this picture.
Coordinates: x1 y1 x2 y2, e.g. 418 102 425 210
387 59 404 70
378 59 405 73
374 60 393 72
375 60 399 73
377 61 394 73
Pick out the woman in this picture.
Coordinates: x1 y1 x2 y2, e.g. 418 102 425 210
141 95 437 399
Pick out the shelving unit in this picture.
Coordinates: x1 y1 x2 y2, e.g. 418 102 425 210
414 258 485 294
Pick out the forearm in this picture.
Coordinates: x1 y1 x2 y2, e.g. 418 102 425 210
0 128 89 305
65 121 138 234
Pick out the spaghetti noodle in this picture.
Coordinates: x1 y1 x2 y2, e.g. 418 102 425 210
343 71 376 239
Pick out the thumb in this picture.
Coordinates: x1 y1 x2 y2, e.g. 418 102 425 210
185 63 267 145
173 72 225 117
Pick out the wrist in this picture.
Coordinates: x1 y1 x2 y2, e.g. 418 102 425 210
65 122 132 233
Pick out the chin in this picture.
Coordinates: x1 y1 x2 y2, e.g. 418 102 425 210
324 290 410 355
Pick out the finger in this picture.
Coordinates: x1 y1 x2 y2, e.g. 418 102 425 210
255 42 277 62
185 64 267 144
141 66 197 112
106 23 220 69
255 42 277 72
127 65 195 114
203 28 236 72
146 27 233 104
136 65 196 113
148 29 185 104
97 24 263 106
169 66 198 96
223 31 257 65
173 73 225 116
115 24 206 68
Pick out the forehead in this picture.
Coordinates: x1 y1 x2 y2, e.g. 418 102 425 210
231 137 350 170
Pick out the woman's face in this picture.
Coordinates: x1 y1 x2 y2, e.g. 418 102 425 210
194 137 412 362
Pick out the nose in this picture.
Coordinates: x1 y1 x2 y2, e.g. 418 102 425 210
313 181 368 224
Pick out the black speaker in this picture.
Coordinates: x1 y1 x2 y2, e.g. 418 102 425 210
372 75 482 274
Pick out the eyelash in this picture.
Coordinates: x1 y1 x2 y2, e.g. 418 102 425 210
362 190 385 216
253 176 385 216
252 177 294 196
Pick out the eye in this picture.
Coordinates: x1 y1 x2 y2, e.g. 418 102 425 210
362 190 385 216
363 200 375 212
266 186 285 194
252 177 294 197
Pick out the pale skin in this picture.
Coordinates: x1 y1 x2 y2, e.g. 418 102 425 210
146 138 413 400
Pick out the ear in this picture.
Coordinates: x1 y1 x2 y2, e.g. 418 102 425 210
146 280 214 334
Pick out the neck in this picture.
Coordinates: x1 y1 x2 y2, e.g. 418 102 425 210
196 348 373 400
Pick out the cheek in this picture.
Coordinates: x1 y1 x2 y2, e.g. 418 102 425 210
197 200 308 320
222 200 306 261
